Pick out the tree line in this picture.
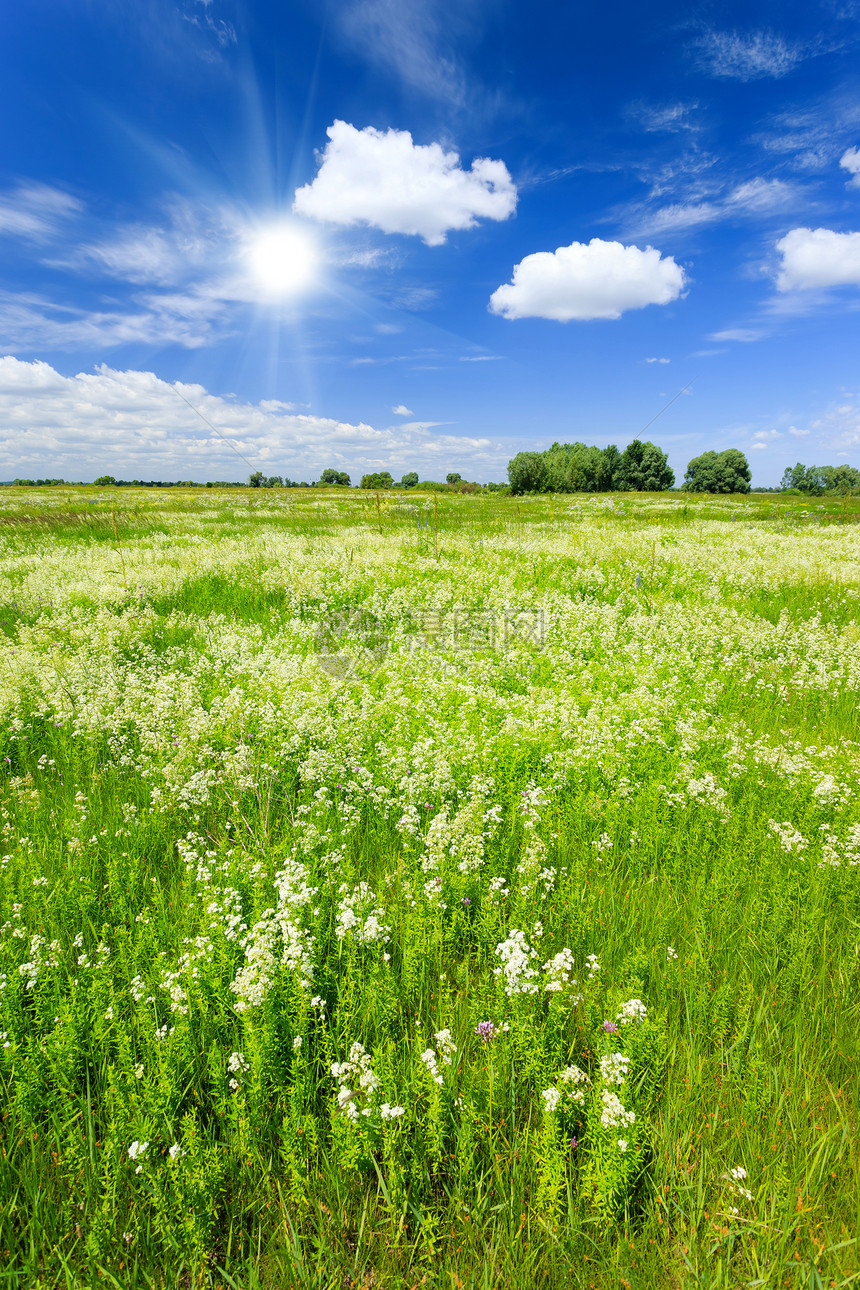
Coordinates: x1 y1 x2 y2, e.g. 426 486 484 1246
507 440 677 494
9 453 859 496
778 462 860 496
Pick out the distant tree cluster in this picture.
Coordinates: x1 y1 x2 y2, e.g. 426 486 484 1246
249 472 310 488
779 462 860 496
13 478 67 486
357 471 491 492
507 440 674 495
319 468 351 486
682 450 751 494
90 477 226 488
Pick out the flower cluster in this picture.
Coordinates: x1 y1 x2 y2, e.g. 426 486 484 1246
616 998 647 1025
331 1042 380 1124
494 929 539 995
542 946 577 993
599 1089 636 1130
335 883 391 948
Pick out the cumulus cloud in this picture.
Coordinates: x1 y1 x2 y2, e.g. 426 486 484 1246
293 121 516 246
695 30 805 80
488 238 685 322
392 404 414 415
840 146 860 188
645 356 670 363
775 227 860 291
0 182 82 241
0 357 506 478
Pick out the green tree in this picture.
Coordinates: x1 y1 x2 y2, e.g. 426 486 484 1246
780 463 808 491
830 464 860 494
93 475 117 487
616 440 674 491
249 471 265 488
401 472 419 488
320 468 351 486
595 444 622 492
683 449 751 494
508 452 547 494
360 471 394 489
446 472 462 484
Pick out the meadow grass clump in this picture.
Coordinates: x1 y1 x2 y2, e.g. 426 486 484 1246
0 487 858 1287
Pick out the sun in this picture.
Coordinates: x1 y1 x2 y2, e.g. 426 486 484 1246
245 224 318 296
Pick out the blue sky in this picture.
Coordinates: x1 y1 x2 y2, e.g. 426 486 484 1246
1 0 860 484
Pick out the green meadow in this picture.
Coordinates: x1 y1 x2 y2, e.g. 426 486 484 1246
0 485 858 1288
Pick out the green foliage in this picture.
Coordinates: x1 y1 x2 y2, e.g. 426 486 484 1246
360 470 394 489
781 461 860 495
508 439 673 494
320 468 351 486
683 448 751 494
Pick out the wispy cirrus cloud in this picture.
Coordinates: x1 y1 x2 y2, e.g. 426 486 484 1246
0 183 82 241
693 29 808 81
627 101 701 133
335 0 467 105
622 176 801 238
181 0 237 49
752 101 860 172
0 289 227 352
711 328 764 342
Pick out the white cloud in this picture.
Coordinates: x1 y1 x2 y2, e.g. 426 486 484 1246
775 227 860 291
750 441 770 449
632 177 798 237
0 183 82 241
753 104 860 172
752 428 781 442
726 178 796 213
695 30 805 80
788 425 810 436
0 357 507 478
628 101 700 133
711 328 763 342
0 289 225 351
337 0 466 105
182 0 237 49
645 356 670 363
293 121 516 246
840 146 860 188
802 393 860 453
488 238 685 322
459 354 501 361
392 404 414 415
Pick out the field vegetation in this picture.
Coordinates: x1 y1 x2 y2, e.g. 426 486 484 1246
0 485 858 1288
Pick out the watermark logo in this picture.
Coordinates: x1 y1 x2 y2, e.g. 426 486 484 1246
313 607 549 680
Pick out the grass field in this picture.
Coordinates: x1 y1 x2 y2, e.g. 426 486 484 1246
0 485 858 1289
